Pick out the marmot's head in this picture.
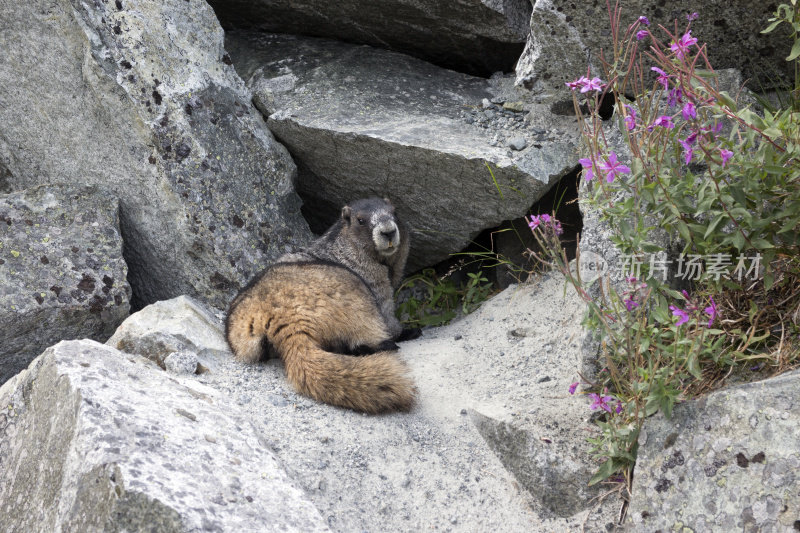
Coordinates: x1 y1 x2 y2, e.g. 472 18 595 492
341 197 402 257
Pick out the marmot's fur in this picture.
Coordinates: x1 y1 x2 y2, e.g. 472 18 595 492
225 198 416 413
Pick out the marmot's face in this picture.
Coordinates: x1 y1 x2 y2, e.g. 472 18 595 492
344 198 402 257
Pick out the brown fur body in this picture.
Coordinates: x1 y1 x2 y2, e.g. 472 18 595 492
225 199 416 413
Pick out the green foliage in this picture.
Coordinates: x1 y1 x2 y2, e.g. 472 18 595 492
395 269 494 328
542 3 800 487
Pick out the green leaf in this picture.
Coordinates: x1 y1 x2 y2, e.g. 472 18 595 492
761 19 783 33
588 458 618 486
787 38 800 61
703 214 727 240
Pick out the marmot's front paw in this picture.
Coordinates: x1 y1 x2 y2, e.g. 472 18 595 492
397 328 422 342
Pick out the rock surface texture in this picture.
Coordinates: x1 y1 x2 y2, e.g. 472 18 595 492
0 340 330 533
107 279 616 531
0 185 130 385
0 0 310 309
226 32 579 269
627 370 800 532
518 1 792 102
206 0 532 76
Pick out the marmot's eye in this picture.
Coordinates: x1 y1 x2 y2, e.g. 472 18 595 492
357 217 365 225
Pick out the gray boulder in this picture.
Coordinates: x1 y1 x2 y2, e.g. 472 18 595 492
226 32 580 270
0 185 130 385
627 370 800 532
106 294 229 372
206 0 531 76
0 0 310 309
0 339 330 532
518 1 792 102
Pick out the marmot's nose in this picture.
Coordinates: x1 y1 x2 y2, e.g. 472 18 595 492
381 229 396 241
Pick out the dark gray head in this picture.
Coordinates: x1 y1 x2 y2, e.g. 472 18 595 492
341 197 401 257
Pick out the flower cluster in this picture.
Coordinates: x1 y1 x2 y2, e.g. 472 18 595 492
528 213 564 235
669 291 718 327
579 151 631 183
565 75 607 93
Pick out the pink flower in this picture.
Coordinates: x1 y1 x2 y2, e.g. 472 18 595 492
670 305 690 326
624 105 637 131
580 76 606 93
638 15 650 26
668 88 683 107
589 393 614 413
649 115 675 131
704 296 717 327
636 29 649 40
687 12 699 21
569 382 579 395
566 76 588 91
720 149 733 167
598 151 631 183
678 137 694 164
651 67 670 89
624 298 639 311
579 157 595 181
615 402 623 414
528 215 542 230
682 102 697 120
670 31 698 60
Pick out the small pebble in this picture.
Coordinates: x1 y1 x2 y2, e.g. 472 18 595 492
164 351 198 374
508 136 527 151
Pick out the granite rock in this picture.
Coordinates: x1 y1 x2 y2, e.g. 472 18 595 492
517 0 792 102
226 32 579 270
0 185 130 385
0 339 330 532
0 0 311 309
206 0 531 76
627 370 800 532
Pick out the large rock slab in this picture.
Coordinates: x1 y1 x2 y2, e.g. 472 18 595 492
206 0 531 77
517 1 793 101
0 0 311 309
226 32 579 270
135 277 618 530
627 369 800 531
0 339 329 532
0 185 130 385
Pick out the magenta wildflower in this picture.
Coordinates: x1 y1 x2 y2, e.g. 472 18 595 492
685 130 699 145
687 12 699 21
669 305 690 326
598 151 631 183
704 296 717 327
678 137 694 164
682 101 697 120
670 31 698 60
624 104 637 131
528 215 542 230
638 15 650 25
667 88 683 107
649 115 676 131
578 157 595 181
580 76 606 93
615 402 623 414
589 393 614 413
651 67 670 89
566 76 587 91
636 29 649 40
719 149 733 167
624 298 639 311
569 382 579 395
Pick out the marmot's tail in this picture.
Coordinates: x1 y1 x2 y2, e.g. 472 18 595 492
281 336 416 414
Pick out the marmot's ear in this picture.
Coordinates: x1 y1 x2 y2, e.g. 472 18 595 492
341 205 352 226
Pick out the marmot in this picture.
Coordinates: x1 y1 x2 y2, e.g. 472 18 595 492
225 198 418 413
